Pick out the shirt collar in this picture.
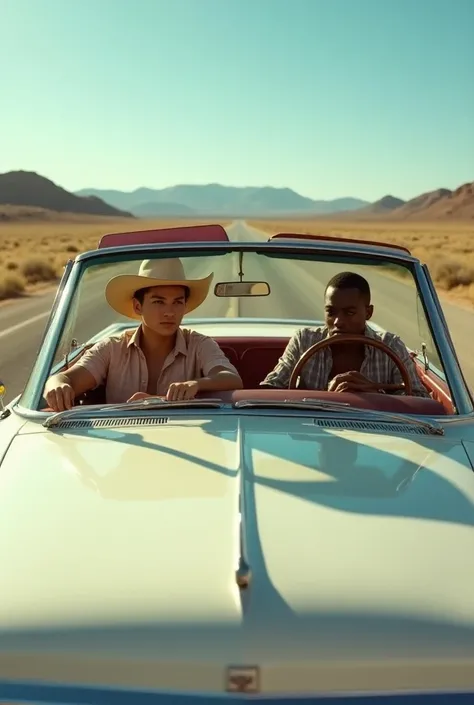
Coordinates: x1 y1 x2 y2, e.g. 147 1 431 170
127 326 141 348
364 324 381 339
321 323 380 339
127 325 188 356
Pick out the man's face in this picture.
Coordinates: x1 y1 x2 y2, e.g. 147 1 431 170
324 286 373 336
132 285 187 336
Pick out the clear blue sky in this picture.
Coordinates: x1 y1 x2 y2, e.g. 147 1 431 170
1 0 473 201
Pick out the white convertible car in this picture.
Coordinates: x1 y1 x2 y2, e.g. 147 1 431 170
1 223 474 704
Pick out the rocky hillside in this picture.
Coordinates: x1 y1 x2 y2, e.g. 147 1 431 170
0 171 133 218
394 183 474 219
335 182 474 221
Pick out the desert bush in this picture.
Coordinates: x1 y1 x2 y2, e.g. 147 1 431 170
20 258 58 284
0 271 26 299
431 259 474 290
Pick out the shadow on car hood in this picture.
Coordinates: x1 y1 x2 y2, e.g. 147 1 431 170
2 415 474 694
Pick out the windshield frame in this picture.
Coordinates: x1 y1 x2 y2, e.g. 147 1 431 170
14 239 474 417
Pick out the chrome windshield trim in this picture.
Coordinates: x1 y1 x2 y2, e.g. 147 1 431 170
73 238 420 265
19 259 85 411
416 263 473 415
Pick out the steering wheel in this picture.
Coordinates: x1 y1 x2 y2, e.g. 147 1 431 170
288 333 413 395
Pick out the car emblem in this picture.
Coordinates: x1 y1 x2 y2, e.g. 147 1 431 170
226 665 260 693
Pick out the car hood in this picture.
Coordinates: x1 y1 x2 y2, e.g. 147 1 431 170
2 413 474 695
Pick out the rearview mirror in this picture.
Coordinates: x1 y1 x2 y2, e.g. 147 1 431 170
214 281 270 297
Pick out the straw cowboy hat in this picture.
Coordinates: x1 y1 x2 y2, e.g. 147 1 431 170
105 258 214 319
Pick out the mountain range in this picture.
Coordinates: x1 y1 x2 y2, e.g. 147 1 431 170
73 180 474 220
74 184 368 217
0 170 473 221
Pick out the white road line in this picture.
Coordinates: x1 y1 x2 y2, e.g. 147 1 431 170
0 311 50 341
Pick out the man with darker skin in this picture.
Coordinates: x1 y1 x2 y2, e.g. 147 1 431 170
261 271 429 397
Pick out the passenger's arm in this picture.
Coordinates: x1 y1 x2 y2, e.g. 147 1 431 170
196 364 243 392
43 367 98 411
164 365 243 402
198 338 243 390
43 339 111 411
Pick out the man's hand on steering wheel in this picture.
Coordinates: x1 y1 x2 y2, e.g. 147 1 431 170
327 371 381 394
289 333 411 395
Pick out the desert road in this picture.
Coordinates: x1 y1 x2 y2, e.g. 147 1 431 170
0 221 473 404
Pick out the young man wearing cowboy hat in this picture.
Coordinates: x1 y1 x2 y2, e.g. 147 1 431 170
43 258 243 412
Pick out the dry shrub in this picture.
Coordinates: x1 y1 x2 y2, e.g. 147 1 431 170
20 258 58 284
0 271 25 299
431 259 474 290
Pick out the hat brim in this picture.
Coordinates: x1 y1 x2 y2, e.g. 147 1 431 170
105 272 214 319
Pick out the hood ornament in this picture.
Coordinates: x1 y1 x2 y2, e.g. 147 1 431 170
236 556 252 589
226 666 260 693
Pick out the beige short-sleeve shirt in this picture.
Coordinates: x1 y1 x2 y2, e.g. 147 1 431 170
73 326 239 404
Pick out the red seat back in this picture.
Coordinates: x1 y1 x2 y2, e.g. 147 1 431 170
215 337 287 388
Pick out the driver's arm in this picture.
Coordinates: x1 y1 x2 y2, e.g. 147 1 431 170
260 329 304 388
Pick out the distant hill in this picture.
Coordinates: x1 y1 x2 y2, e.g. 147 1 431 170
328 181 474 221
393 188 452 219
0 171 133 218
369 195 406 213
0 205 133 224
75 183 369 217
132 201 198 217
393 183 474 220
339 194 406 218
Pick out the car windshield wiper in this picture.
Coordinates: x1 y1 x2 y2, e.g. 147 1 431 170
43 397 226 428
234 398 352 411
233 398 444 436
107 397 226 411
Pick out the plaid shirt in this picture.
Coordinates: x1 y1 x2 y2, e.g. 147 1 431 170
261 324 429 397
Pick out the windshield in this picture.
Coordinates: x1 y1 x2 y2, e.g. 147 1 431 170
52 250 443 367
21 245 448 411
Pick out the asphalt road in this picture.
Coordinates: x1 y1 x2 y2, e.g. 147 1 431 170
1 221 472 404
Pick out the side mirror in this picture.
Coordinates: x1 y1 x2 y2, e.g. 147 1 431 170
214 281 270 297
0 381 10 420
